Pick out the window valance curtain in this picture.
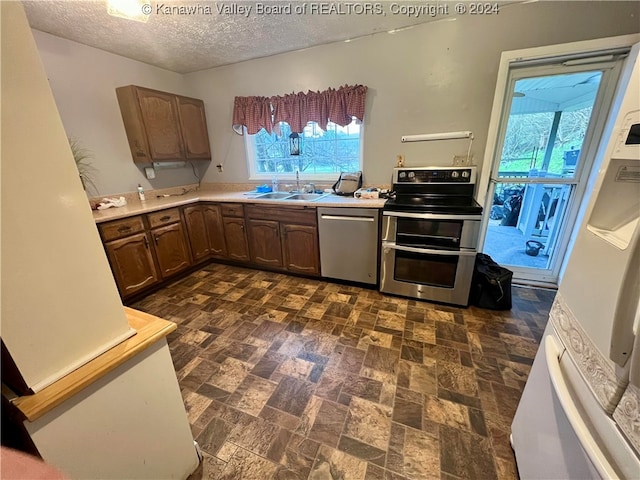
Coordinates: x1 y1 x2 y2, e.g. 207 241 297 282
232 84 368 135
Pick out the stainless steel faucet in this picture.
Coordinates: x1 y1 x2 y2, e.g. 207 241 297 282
296 170 300 192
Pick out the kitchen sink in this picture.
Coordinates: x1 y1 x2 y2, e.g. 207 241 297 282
284 193 329 201
254 192 330 201
255 192 293 199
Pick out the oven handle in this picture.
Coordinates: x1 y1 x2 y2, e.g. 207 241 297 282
398 232 460 242
382 242 477 256
383 211 482 221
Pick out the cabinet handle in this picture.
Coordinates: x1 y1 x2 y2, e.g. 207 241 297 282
117 225 132 232
154 235 159 245
160 215 171 222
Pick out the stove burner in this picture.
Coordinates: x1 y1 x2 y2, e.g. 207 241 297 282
384 166 483 216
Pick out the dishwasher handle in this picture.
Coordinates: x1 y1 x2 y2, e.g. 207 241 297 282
320 214 375 222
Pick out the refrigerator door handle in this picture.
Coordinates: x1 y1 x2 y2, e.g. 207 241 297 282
610 226 640 368
545 335 620 480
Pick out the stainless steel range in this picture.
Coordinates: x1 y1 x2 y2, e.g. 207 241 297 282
380 166 483 306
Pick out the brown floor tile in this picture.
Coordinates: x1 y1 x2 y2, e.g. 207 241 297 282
196 417 234 456
310 445 368 480
218 447 279 480
135 263 554 480
403 427 440 479
266 375 315 417
229 375 278 416
439 425 497 480
392 397 423 430
338 346 367 373
258 406 299 432
338 435 386 466
308 399 348 447
363 344 400 375
343 396 392 451
341 374 383 403
437 360 479 397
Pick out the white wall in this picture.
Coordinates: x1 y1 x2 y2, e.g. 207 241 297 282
186 1 640 187
33 2 640 194
32 30 204 196
1 2 132 391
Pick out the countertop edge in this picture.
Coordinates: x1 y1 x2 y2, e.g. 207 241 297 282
11 308 176 423
93 192 387 223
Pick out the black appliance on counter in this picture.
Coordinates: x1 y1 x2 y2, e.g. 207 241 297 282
380 166 483 306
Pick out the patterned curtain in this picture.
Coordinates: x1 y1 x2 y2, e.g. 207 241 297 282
232 96 273 135
232 85 367 135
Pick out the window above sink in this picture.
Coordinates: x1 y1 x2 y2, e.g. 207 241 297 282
245 119 363 181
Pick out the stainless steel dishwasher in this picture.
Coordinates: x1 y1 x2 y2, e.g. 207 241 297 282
317 207 379 285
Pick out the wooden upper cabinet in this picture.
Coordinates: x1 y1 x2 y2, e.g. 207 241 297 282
177 96 211 159
137 88 184 160
116 85 211 163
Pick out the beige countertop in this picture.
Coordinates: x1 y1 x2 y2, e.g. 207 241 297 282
92 190 387 223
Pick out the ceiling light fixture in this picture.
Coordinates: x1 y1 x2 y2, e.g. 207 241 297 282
107 0 150 23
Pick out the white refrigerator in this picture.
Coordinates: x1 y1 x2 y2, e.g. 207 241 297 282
511 44 640 479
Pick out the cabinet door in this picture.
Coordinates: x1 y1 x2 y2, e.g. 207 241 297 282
177 96 211 159
151 222 191 277
136 88 184 161
182 205 210 263
203 204 227 257
222 217 250 262
282 224 320 276
248 219 283 268
104 232 160 297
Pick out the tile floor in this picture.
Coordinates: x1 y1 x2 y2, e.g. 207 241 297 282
132 263 555 480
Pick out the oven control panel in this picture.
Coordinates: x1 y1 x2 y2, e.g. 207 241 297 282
393 167 476 184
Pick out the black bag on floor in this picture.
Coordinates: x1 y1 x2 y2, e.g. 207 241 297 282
469 253 513 310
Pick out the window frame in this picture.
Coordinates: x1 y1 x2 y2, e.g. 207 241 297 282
244 119 364 182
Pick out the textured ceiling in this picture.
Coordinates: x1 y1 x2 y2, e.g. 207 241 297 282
23 0 461 73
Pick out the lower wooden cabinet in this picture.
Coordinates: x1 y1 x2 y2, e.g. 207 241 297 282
222 216 250 262
246 204 320 277
104 232 160 297
202 204 227 258
248 219 283 267
99 210 192 299
182 205 211 262
99 201 324 299
183 203 229 262
282 223 320 275
150 222 191 277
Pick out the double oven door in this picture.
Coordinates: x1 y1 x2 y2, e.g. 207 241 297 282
380 211 481 306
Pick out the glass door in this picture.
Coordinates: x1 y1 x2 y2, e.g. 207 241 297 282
482 56 626 285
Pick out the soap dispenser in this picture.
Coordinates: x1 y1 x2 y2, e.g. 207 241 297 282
137 184 146 202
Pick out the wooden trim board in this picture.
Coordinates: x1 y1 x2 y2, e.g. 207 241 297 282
11 308 177 422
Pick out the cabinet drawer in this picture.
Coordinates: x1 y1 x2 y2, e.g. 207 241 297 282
147 208 181 228
99 216 145 241
246 204 316 225
221 203 244 217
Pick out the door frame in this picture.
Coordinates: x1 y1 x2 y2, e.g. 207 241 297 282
477 34 640 287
